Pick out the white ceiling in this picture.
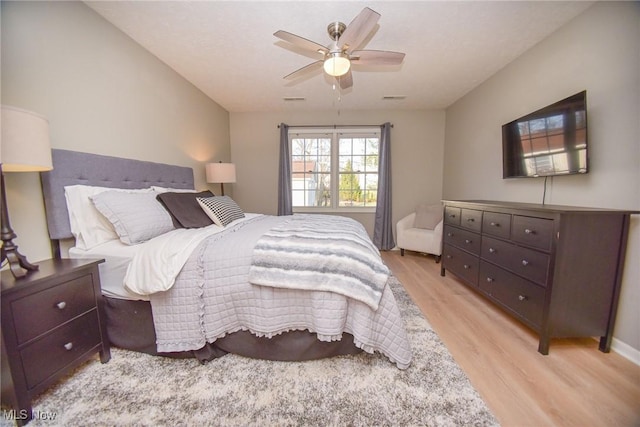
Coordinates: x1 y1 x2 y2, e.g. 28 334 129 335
86 1 593 113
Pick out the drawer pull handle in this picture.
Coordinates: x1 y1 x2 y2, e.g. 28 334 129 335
465 239 472 244
467 218 475 222
521 259 529 266
486 277 494 283
447 233 453 237
64 342 74 351
524 228 535 235
489 248 496 254
56 301 67 310
463 264 470 269
449 214 456 218
490 222 499 227
518 295 528 302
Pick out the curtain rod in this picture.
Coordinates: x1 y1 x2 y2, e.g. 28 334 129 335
277 124 393 129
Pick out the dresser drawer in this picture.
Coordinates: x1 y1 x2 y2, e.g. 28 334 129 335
481 236 550 286
460 209 483 232
20 310 101 390
443 244 479 286
483 212 511 239
479 261 544 329
512 215 553 251
444 207 461 225
12 274 97 345
444 225 481 255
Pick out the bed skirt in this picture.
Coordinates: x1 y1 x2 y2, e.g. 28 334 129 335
102 297 362 363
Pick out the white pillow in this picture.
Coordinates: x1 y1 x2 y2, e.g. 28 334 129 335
64 185 153 250
151 186 197 193
91 191 175 245
197 196 245 227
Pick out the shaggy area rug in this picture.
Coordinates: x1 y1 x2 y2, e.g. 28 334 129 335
3 278 498 426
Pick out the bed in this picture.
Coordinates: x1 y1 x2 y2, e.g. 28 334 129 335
40 149 412 369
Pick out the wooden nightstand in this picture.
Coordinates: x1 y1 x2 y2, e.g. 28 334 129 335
1 258 111 425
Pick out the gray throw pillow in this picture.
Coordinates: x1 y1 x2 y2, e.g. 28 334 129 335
156 190 215 228
91 191 175 245
414 203 443 230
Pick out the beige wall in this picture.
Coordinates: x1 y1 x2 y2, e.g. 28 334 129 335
1 1 230 262
443 2 640 356
230 109 445 237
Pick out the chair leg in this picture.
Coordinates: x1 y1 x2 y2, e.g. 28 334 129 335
400 248 405 256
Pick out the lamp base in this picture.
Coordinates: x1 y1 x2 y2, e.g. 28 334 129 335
1 246 39 278
1 166 39 279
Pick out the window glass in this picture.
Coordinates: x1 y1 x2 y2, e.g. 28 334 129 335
289 129 380 210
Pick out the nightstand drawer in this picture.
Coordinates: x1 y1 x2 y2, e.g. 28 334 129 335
12 274 96 345
20 310 101 390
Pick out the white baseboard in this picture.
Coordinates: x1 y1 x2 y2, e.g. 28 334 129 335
611 337 640 366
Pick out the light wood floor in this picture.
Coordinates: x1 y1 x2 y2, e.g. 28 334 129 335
382 250 640 427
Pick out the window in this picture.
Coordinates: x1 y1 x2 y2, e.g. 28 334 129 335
289 128 380 211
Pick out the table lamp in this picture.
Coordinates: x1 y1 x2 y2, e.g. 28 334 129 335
1 105 53 278
206 161 236 196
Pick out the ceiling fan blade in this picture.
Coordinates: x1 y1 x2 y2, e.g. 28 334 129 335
284 60 323 80
337 70 353 90
274 30 328 54
350 50 405 65
338 7 381 52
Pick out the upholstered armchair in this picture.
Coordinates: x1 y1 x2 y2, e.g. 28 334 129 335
396 203 443 262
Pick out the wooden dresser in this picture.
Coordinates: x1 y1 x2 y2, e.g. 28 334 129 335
1 258 110 425
440 200 637 355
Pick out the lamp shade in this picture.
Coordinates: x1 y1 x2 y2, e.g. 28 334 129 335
1 105 52 172
206 162 236 183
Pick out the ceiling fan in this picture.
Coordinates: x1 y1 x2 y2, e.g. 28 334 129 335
274 7 405 89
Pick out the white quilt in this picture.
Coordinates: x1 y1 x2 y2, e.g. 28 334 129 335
130 214 412 369
124 214 261 295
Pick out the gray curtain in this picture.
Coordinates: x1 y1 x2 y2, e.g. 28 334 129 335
373 122 394 250
277 123 292 216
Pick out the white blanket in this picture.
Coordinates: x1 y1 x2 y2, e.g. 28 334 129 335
124 214 261 295
248 214 389 310
148 214 413 369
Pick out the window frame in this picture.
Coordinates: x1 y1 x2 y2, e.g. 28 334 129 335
289 127 380 213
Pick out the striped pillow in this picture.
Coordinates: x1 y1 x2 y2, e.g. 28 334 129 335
197 196 245 227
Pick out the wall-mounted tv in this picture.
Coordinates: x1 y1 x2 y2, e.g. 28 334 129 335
502 90 588 178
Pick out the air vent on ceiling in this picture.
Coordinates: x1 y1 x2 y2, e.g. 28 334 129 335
382 96 406 100
283 97 306 101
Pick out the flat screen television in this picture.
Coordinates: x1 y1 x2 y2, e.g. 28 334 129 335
502 90 588 178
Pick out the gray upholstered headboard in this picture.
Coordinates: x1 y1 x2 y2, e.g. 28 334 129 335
40 149 194 242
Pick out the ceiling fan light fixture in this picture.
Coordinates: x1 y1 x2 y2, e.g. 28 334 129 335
275 7 403 89
323 52 350 77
